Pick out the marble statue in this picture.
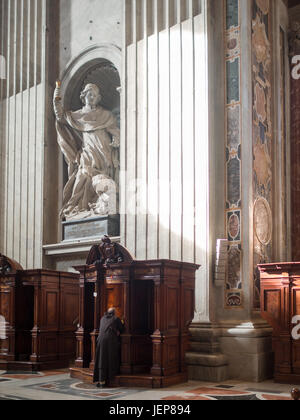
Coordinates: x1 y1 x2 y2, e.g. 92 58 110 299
53 81 120 220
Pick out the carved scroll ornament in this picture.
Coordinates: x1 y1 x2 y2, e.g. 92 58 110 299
86 236 133 267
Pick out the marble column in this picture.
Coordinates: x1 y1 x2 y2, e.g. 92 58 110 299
185 0 290 383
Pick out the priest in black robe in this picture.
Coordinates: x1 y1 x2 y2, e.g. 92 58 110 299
93 308 124 388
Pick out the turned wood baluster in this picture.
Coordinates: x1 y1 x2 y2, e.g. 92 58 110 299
151 276 164 377
74 268 86 368
89 268 103 371
30 280 41 364
119 267 132 375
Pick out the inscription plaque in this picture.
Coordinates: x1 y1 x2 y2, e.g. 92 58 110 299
63 215 120 241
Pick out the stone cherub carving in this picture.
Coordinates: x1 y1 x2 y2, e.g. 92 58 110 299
53 81 120 221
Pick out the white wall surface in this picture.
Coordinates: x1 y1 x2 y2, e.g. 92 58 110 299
59 0 123 72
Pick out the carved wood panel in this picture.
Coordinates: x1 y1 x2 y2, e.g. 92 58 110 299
264 289 281 322
73 243 199 385
45 291 59 328
0 264 79 370
166 287 179 330
105 284 124 319
259 264 300 383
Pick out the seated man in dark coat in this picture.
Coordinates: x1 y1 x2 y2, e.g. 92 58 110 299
93 307 124 388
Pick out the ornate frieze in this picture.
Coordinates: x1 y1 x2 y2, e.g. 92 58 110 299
224 0 243 308
252 0 273 309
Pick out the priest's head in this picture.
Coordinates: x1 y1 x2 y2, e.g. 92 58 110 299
107 307 116 315
80 83 102 107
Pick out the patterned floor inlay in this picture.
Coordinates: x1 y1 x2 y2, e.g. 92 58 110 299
160 384 294 401
211 394 260 401
3 371 40 375
187 387 250 396
246 388 282 395
163 395 214 401
261 394 292 401
0 370 295 400
23 378 144 400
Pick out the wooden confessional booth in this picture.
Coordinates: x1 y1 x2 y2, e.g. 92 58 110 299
259 263 300 384
70 237 200 388
0 254 79 371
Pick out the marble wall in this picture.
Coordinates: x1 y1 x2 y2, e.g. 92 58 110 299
123 0 202 262
59 0 123 72
122 0 210 322
0 0 49 269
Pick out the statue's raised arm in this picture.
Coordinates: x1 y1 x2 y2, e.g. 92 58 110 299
53 80 65 122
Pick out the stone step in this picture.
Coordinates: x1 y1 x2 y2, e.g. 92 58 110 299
186 352 228 367
189 342 220 353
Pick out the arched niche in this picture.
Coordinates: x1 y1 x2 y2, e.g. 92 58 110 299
60 44 121 125
56 45 122 228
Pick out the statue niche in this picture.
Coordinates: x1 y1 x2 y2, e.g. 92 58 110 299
53 66 120 224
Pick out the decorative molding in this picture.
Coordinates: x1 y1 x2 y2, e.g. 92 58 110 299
86 235 133 266
254 197 272 246
43 236 121 257
252 0 273 309
60 44 122 89
224 0 243 308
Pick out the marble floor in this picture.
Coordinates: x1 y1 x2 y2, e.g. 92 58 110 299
0 369 298 400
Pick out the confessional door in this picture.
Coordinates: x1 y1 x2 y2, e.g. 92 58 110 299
259 263 300 384
15 285 34 361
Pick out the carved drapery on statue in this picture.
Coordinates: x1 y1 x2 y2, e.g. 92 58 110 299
53 82 120 221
